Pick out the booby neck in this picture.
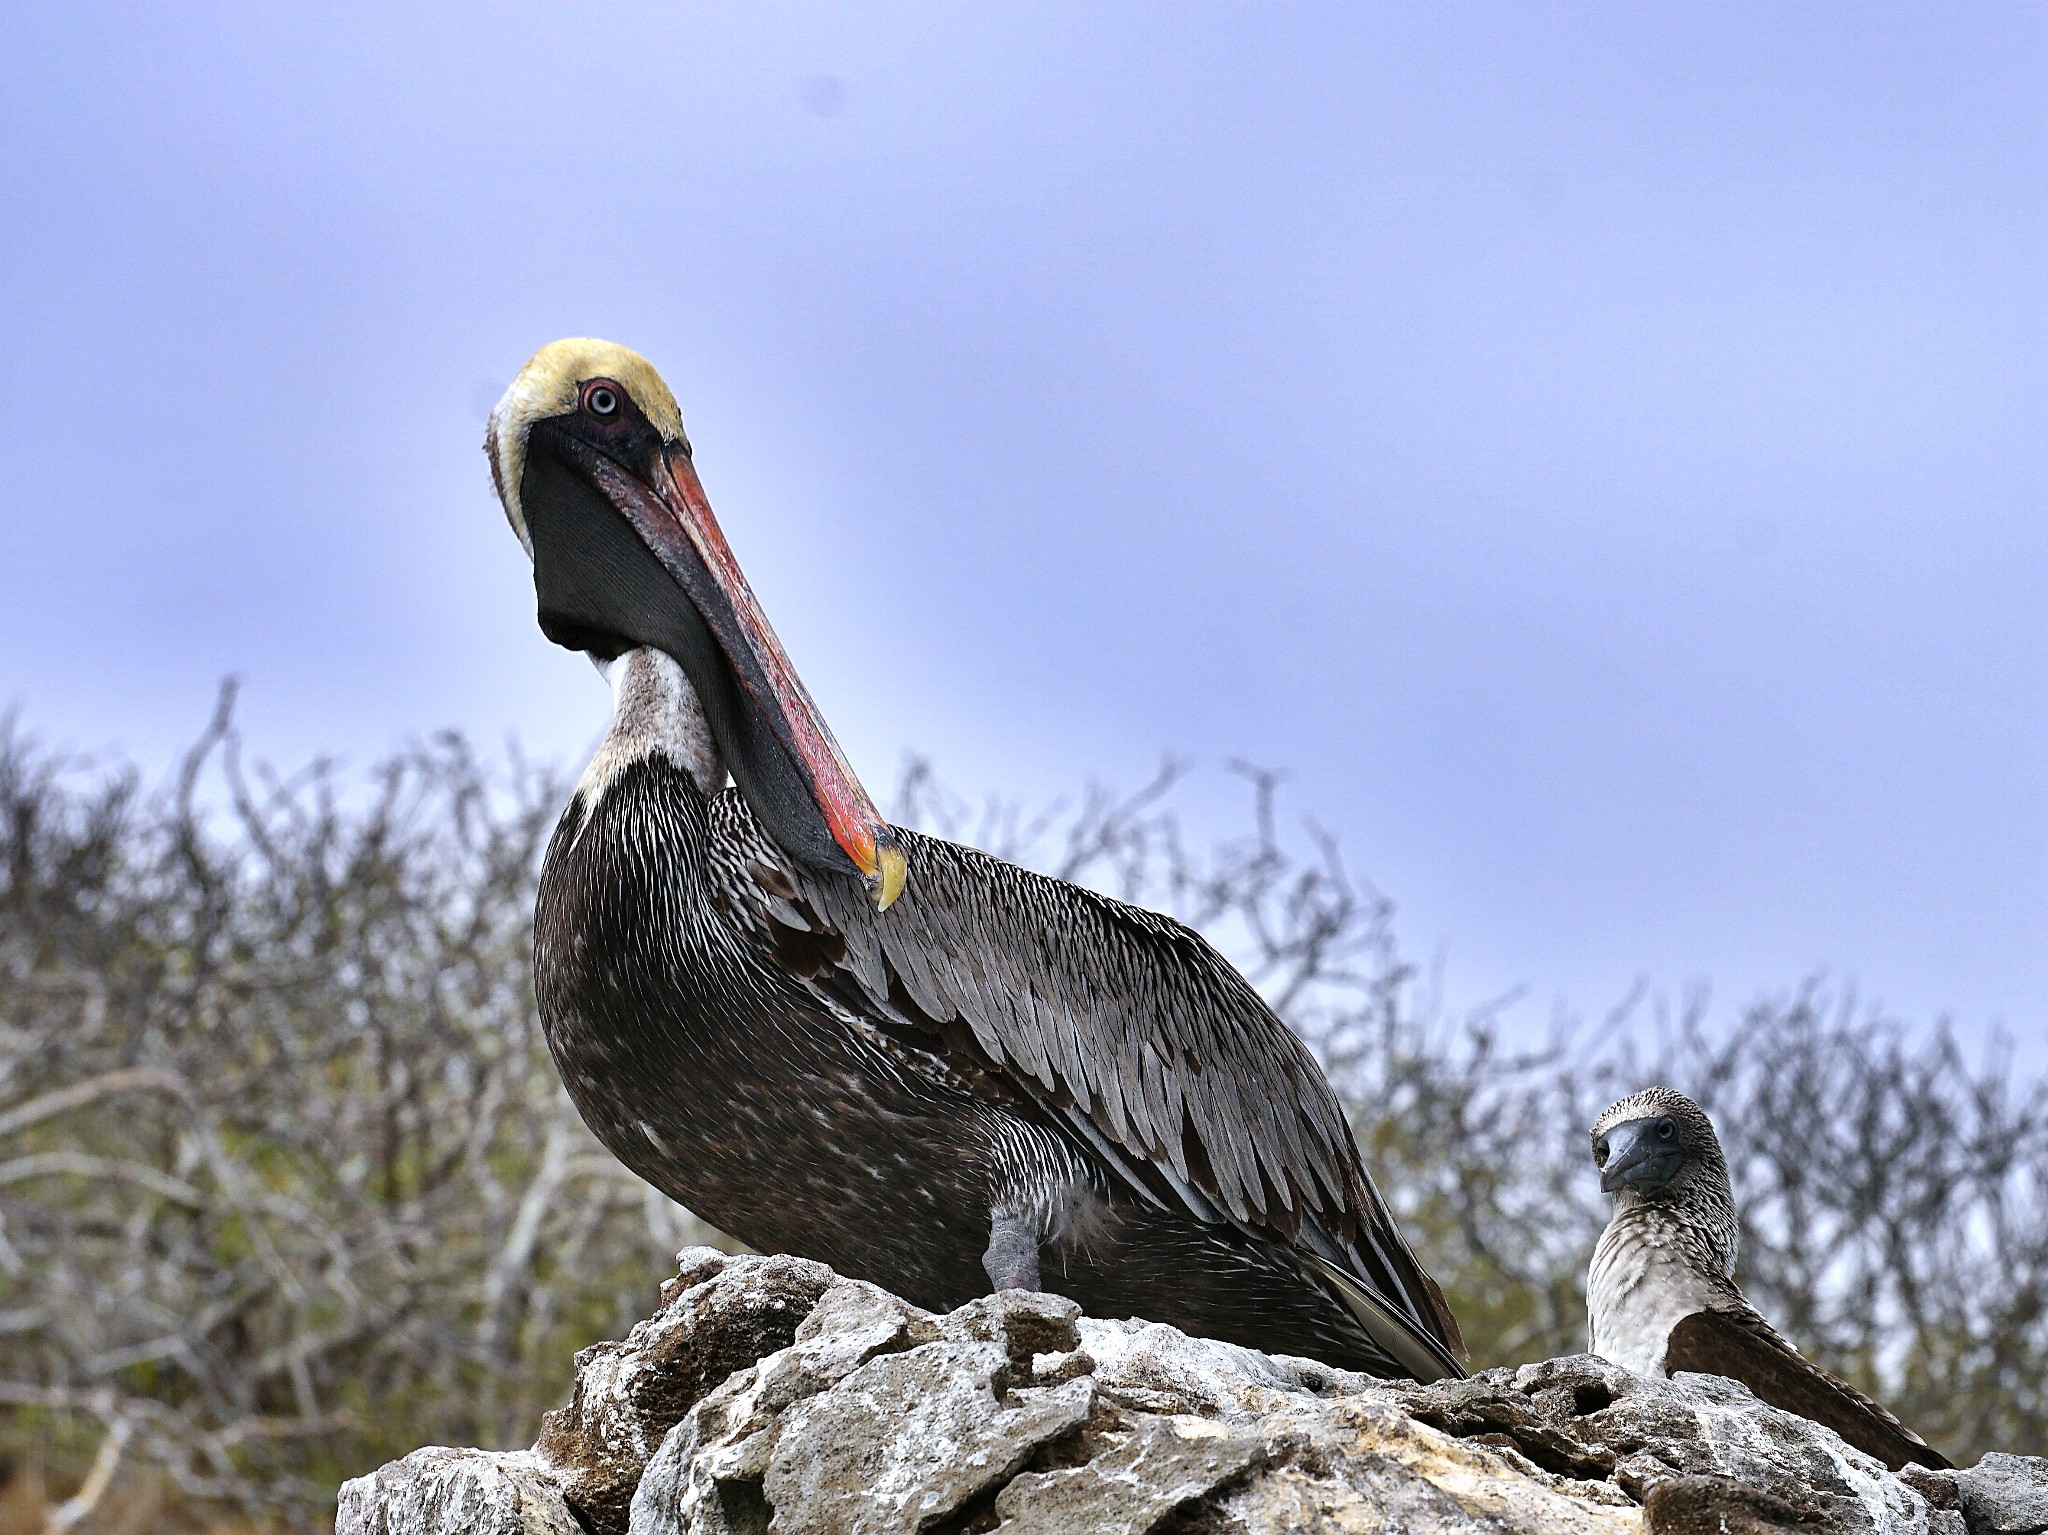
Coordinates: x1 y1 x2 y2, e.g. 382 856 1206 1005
1603 1173 1739 1278
1588 1201 1741 1375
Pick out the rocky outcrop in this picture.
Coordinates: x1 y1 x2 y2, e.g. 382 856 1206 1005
337 1249 2047 1535
335 1447 583 1535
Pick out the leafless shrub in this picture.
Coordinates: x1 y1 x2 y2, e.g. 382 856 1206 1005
0 693 712 1529
0 724 2038 1530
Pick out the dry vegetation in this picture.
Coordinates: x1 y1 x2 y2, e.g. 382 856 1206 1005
2 703 2042 1529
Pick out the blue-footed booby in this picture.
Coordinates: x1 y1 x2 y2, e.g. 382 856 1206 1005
1588 1087 1948 1470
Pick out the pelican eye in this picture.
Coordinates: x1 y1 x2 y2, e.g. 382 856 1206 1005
583 382 622 418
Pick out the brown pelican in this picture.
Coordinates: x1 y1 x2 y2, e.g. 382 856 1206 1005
1588 1088 1948 1470
486 338 1464 1380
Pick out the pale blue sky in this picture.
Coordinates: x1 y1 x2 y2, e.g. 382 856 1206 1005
2 4 2042 1044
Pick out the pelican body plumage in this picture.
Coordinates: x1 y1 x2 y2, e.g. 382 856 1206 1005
488 339 1464 1380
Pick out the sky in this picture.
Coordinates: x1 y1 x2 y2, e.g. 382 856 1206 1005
1 4 2042 1051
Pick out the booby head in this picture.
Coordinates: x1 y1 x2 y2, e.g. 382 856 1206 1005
487 339 904 909
1590 1086 1726 1201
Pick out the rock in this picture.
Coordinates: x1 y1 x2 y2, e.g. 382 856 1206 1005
991 1415 1263 1534
335 1447 581 1535
1641 1475 1830 1535
1076 1315 1365 1420
342 1251 2048 1535
1397 1355 1937 1535
1953 1454 2048 1535
763 1345 1094 1534
626 1277 941 1535
534 1247 835 1532
630 1288 1099 1535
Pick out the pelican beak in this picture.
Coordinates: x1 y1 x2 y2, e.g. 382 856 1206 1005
873 841 906 911
581 442 904 910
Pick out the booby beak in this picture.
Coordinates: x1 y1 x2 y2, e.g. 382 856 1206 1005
1596 1116 1685 1194
590 441 904 909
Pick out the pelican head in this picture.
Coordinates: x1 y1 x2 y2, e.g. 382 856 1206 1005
487 339 903 907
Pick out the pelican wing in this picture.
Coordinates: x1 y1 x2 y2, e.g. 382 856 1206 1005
763 818 1461 1377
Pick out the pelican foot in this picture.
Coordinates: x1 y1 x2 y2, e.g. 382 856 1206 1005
982 1214 1042 1292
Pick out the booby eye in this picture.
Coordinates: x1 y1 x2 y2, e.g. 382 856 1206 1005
583 382 622 418
1593 1138 1609 1165
1657 1119 1675 1140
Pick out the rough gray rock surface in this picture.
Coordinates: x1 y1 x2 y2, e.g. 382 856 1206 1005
1925 1456 2048 1535
338 1249 2048 1535
532 1249 837 1532
334 1446 581 1535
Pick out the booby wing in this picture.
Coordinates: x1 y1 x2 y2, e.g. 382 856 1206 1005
763 819 1464 1380
1665 1307 1950 1471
